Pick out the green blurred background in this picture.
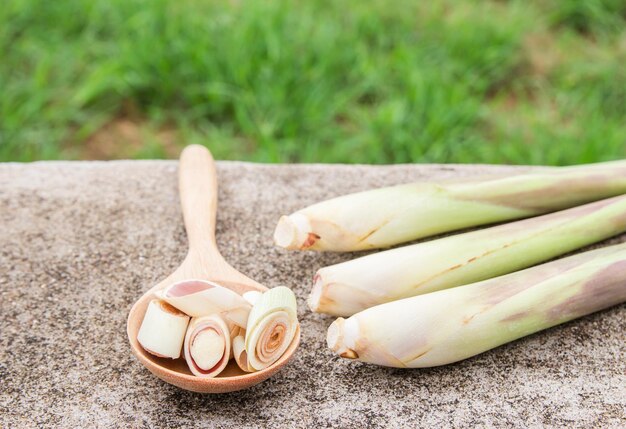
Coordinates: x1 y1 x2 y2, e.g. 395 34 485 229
1 0 625 164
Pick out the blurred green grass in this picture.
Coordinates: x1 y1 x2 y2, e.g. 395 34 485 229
1 0 625 164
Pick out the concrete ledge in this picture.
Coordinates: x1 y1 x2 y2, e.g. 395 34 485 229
1 161 624 428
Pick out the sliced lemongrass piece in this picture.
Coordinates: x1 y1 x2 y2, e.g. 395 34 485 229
243 290 263 306
191 330 224 370
327 243 626 368
275 160 626 251
157 279 251 328
223 307 251 329
229 324 242 341
184 314 231 378
233 333 252 372
310 195 626 316
243 286 298 371
227 325 245 364
137 299 190 359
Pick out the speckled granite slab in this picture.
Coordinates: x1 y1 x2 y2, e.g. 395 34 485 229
1 161 624 428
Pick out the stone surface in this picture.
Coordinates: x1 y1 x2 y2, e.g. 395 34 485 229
0 160 624 428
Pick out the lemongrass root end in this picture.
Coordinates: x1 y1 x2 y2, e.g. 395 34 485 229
274 213 314 250
327 317 359 359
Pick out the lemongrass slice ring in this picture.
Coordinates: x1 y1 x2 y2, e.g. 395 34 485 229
157 279 252 328
232 333 252 372
137 299 190 359
244 286 298 372
184 315 231 378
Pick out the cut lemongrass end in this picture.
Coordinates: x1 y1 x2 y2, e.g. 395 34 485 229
243 286 298 372
327 317 359 359
184 315 231 378
273 213 314 250
137 299 190 359
190 329 225 371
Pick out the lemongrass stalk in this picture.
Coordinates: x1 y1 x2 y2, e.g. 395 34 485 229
310 195 626 316
184 314 232 378
327 243 626 368
239 286 298 372
137 299 190 359
157 279 251 328
274 160 626 251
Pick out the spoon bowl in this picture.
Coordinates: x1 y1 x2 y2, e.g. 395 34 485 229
127 145 300 393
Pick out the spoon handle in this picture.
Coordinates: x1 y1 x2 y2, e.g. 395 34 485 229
178 145 220 254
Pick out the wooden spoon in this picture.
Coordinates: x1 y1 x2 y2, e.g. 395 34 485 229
127 145 300 393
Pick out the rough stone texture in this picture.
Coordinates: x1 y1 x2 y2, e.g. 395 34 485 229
1 160 624 428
